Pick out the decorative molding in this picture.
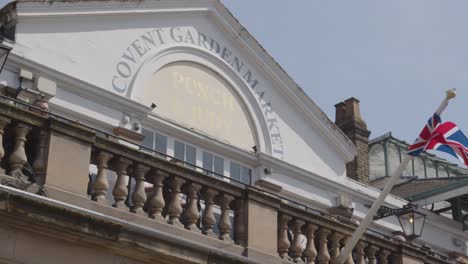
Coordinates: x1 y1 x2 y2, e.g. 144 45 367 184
7 54 153 117
15 0 357 163
127 45 273 157
113 126 145 144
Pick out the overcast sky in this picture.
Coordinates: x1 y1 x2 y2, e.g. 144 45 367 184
222 0 468 166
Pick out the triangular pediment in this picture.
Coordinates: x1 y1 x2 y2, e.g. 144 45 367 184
7 0 356 177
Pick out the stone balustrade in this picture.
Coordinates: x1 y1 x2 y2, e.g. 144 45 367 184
0 99 456 264
90 136 243 242
278 212 394 264
277 204 453 264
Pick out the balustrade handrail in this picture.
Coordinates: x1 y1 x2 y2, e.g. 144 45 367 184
0 94 455 263
279 202 399 252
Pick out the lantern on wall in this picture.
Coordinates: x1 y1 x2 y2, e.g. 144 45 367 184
374 203 426 240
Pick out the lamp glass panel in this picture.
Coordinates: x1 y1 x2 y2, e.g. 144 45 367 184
397 212 414 236
413 212 426 237
398 210 426 238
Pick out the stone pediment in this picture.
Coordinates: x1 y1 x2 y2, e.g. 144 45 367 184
7 0 356 177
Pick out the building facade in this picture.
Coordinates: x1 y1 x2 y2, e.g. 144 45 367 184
0 1 465 263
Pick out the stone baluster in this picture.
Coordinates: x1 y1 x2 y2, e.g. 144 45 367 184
184 182 202 232
331 232 345 263
92 151 113 203
277 214 292 259
167 176 186 226
379 248 391 264
365 245 379 264
131 164 150 215
202 187 219 237
148 169 169 221
9 123 32 180
303 223 318 264
342 237 355 264
317 228 331 264
218 193 235 240
31 129 49 183
112 157 132 209
354 241 367 264
290 218 306 262
0 117 10 173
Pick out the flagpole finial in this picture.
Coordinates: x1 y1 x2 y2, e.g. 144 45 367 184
447 88 457 100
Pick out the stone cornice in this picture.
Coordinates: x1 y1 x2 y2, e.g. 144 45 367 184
0 185 260 264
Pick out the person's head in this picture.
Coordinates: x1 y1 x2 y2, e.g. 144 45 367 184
31 99 49 116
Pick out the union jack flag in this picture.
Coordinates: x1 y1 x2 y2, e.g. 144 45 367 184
408 113 468 166
407 113 442 156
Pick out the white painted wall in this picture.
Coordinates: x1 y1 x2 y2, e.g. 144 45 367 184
13 5 348 178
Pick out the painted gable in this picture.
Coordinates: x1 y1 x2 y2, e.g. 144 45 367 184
9 0 356 178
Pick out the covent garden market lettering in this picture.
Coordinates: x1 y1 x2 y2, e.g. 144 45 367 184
112 26 285 159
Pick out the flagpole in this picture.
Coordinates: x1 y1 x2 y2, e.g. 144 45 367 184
336 89 457 264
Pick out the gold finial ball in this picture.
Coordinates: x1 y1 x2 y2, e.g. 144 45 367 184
447 88 457 100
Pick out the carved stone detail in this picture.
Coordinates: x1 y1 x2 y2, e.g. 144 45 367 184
278 214 292 259
148 170 169 221
202 187 219 237
112 157 132 209
317 228 331 264
92 151 113 203
290 218 306 262
167 176 186 226
303 223 319 264
131 164 150 215
355 241 367 264
218 193 234 240
9 122 32 180
365 244 379 264
184 182 202 232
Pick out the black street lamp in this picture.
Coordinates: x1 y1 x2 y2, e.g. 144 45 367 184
374 203 427 240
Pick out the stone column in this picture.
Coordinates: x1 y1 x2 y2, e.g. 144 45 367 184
218 193 235 240
277 214 292 259
365 244 379 264
148 170 169 221
330 232 345 263
184 182 202 232
303 223 318 264
202 187 219 237
354 241 367 264
317 228 331 264
379 248 391 264
342 236 355 264
131 164 150 215
167 176 186 226
112 157 132 209
289 218 306 262
9 123 32 180
92 151 113 203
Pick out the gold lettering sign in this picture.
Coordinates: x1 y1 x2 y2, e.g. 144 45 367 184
144 62 255 151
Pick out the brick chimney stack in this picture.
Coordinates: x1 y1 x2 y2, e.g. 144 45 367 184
335 98 371 184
